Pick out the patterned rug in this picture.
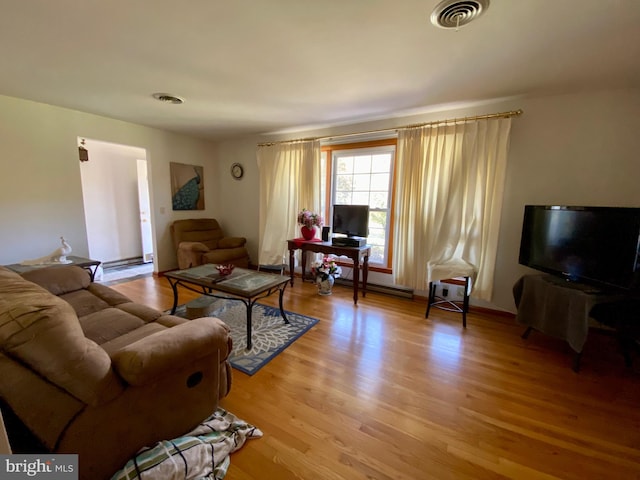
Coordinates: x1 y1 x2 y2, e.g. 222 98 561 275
173 298 319 375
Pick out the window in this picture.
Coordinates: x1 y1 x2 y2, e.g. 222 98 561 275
321 139 396 268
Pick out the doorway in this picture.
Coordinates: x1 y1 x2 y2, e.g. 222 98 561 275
78 138 154 280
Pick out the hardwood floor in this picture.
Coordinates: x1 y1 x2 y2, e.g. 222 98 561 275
112 275 640 480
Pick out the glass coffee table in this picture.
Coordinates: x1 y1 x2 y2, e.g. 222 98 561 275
164 265 290 350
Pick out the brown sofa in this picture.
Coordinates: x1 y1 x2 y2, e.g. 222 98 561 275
170 218 250 269
0 265 232 480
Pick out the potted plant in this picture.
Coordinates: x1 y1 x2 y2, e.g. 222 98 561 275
311 256 342 295
297 208 323 240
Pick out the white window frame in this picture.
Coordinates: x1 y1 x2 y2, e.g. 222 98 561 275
328 144 396 267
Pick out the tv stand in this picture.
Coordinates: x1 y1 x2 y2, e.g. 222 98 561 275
513 274 627 371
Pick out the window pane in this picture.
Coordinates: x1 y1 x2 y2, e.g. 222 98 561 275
369 211 387 230
352 192 369 205
336 157 353 173
371 154 391 172
370 192 388 209
370 173 389 190
353 174 371 191
330 144 395 267
353 156 372 174
369 245 385 264
336 175 353 192
335 191 351 204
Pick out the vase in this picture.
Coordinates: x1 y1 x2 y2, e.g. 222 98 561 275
316 274 334 295
300 226 316 240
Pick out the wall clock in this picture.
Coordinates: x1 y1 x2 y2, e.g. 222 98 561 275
230 163 244 180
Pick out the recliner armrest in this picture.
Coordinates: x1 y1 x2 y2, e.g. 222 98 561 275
178 241 210 253
111 317 230 386
218 236 246 249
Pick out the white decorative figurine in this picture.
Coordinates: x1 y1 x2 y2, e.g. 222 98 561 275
21 237 73 265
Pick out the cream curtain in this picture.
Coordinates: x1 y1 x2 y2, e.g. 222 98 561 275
393 118 512 301
257 140 322 266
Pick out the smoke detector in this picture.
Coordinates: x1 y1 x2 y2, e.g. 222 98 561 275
152 93 184 104
430 0 490 29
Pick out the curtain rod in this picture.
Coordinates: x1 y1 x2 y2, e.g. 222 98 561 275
257 109 523 147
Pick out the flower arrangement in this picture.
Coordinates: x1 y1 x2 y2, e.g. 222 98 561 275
311 256 342 280
297 208 323 229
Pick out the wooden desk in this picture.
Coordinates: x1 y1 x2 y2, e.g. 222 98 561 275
287 239 370 304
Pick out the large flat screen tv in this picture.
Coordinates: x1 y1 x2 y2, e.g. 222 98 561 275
518 205 640 291
332 204 369 238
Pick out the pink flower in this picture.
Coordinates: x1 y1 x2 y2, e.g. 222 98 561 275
297 209 323 228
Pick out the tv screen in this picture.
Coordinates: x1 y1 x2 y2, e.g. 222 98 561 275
518 205 640 291
332 204 369 238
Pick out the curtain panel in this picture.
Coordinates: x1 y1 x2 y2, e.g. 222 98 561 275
256 140 322 267
393 118 512 301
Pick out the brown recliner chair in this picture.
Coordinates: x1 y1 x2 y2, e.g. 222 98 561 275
170 218 250 269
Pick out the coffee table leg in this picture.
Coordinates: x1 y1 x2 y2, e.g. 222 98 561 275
278 286 290 324
246 301 253 350
167 278 180 314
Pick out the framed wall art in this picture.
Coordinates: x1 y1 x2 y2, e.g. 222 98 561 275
170 162 204 210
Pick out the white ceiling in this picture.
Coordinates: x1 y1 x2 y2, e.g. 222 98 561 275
1 0 638 141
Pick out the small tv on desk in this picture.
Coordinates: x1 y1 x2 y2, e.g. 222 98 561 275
331 204 369 247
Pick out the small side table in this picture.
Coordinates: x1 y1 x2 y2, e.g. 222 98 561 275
5 255 102 281
425 276 471 328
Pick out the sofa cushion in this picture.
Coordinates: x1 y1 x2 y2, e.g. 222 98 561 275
100 323 167 356
60 289 110 318
218 236 246 249
20 265 91 295
203 247 249 264
87 282 132 306
79 308 146 345
116 302 163 323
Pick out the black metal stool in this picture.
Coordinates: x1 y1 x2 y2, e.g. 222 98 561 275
425 276 471 328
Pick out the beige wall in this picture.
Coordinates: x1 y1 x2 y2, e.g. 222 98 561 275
0 94 221 273
214 88 640 312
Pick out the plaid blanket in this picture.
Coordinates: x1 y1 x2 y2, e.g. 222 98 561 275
112 408 262 480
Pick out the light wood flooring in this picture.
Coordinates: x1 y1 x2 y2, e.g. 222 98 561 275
112 274 640 480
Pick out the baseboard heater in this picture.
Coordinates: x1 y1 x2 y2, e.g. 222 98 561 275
333 277 414 299
103 257 145 269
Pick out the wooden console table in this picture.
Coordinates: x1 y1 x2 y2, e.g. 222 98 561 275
287 239 370 305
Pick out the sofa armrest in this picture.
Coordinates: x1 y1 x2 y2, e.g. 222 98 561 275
111 317 230 386
218 236 246 249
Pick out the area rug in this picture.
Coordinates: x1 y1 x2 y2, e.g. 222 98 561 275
172 298 319 375
111 408 262 480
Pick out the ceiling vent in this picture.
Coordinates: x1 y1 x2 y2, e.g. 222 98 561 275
152 93 184 104
430 0 490 29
